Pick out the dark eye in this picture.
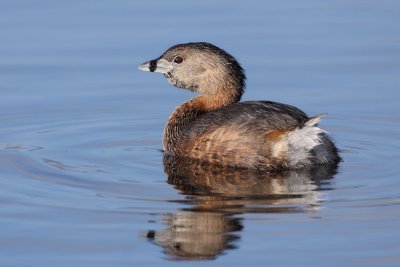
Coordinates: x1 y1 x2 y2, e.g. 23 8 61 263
173 56 184 64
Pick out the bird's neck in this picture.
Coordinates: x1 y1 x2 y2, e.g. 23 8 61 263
162 93 239 154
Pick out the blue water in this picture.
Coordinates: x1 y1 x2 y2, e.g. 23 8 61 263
1 1 400 266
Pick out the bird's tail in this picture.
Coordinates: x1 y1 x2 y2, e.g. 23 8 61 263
284 115 340 168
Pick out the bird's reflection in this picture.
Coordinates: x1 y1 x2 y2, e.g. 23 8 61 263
146 212 241 260
146 155 338 260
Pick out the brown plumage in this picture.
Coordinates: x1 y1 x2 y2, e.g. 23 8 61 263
139 42 341 171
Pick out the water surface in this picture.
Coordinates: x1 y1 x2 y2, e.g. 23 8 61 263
1 1 400 266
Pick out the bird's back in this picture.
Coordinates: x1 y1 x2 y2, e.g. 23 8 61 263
189 101 308 136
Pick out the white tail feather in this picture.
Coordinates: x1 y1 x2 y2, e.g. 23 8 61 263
269 114 338 168
285 115 328 168
304 114 324 126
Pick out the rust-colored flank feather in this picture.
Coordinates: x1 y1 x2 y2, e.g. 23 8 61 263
138 42 341 171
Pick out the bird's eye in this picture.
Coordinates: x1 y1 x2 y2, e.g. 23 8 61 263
173 56 184 64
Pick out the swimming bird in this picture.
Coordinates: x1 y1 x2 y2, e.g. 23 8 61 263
138 42 340 171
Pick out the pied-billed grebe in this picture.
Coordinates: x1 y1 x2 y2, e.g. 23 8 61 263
139 42 340 171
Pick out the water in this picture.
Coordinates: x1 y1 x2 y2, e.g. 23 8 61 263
1 1 400 266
